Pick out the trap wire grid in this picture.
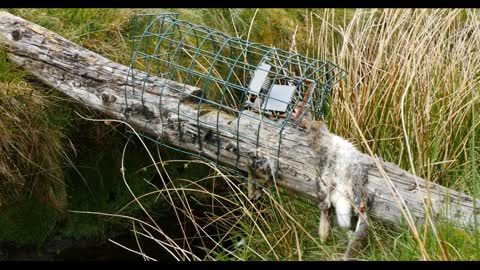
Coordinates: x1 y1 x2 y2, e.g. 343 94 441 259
124 12 347 185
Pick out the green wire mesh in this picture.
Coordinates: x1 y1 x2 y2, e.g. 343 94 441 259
124 12 347 175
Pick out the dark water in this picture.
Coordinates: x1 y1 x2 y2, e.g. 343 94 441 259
1 235 175 261
56 234 176 261
0 120 239 261
3 211 233 261
56 212 227 261
1 186 236 261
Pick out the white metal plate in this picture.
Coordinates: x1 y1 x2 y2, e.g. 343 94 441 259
262 84 296 112
248 62 271 95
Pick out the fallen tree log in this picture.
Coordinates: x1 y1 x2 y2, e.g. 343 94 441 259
1 11 479 231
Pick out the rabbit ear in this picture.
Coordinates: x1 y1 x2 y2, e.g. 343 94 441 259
306 118 328 135
316 119 328 133
291 102 313 128
302 107 314 127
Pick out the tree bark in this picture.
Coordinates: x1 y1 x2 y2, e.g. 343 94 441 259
1 11 479 231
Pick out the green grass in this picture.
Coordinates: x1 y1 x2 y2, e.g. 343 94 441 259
0 8 479 260
0 196 58 247
0 52 58 246
0 50 71 212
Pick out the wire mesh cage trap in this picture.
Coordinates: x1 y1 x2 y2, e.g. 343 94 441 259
124 12 347 175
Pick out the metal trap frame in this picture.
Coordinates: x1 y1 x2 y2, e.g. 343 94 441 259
124 12 347 173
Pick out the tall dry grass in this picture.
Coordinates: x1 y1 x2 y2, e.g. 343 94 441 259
300 9 480 189
292 8 480 260
0 65 68 212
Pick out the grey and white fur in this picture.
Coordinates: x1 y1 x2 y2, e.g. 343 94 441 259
305 119 373 260
246 113 373 260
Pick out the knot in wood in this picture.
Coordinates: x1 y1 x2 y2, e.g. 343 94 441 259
101 93 116 105
11 30 21 41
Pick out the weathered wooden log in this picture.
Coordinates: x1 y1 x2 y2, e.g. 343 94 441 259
1 11 479 231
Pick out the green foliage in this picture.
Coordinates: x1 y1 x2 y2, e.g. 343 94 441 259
0 51 71 212
0 197 58 247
